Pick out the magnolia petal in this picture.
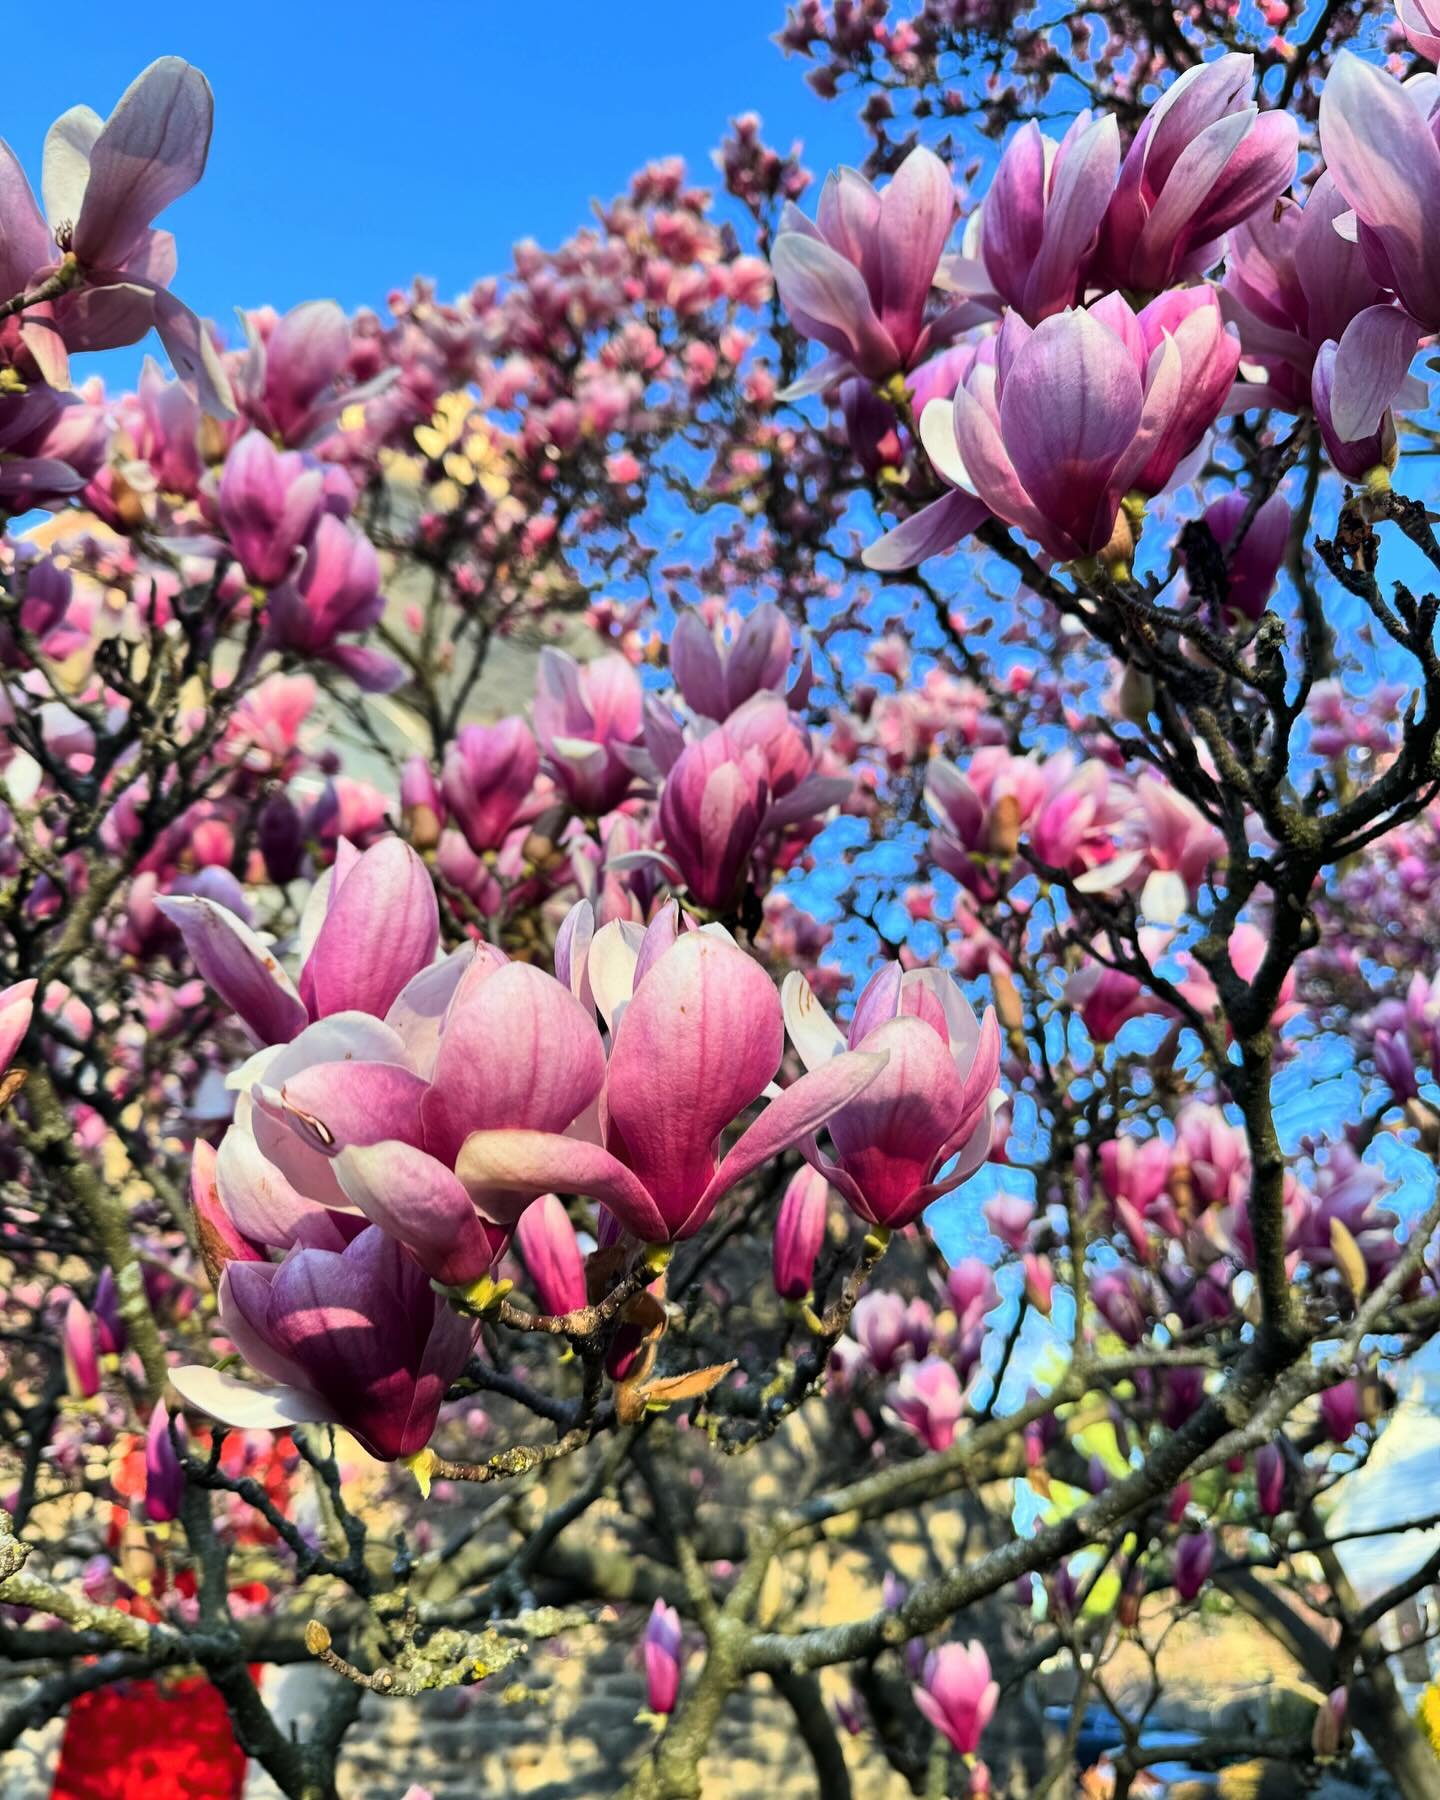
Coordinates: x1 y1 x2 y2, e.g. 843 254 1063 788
862 490 988 572
1330 304 1422 442
334 1140 498 1286
156 894 307 1046
169 1364 336 1433
781 969 848 1072
453 1129 669 1243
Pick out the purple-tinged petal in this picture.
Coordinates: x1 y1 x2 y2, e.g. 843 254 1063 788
1330 304 1423 442
152 289 235 417
156 894 307 1046
71 58 213 270
1320 53 1440 329
771 233 900 379
877 146 955 362
862 489 987 571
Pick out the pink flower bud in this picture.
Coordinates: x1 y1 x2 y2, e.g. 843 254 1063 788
644 1599 683 1714
515 1195 587 1317
772 1166 829 1301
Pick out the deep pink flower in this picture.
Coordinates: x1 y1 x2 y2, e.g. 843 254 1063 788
887 1355 965 1450
158 835 440 1047
1255 1442 1286 1517
783 963 1000 1231
62 1296 100 1399
0 60 233 411
442 719 540 854
644 1599 683 1714
1086 54 1298 294
172 1217 477 1461
144 1401 185 1523
217 431 326 588
1173 1529 1215 1600
515 1194 588 1316
973 112 1119 323
772 1165 829 1301
656 729 770 911
393 914 885 1248
670 603 800 721
1188 491 1290 624
772 146 977 389
533 649 643 817
913 1641 999 1756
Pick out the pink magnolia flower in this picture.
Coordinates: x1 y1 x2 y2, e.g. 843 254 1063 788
0 59 233 412
1090 1266 1156 1344
971 112 1120 323
1223 169 1421 444
873 296 1216 569
771 146 978 390
1255 1442 1286 1517
886 1355 965 1451
171 1217 476 1461
849 1290 912 1375
217 431 326 588
983 1194 1034 1252
1311 343 1398 483
670 602 804 721
1135 773 1226 924
159 836 440 1047
913 1641 999 1756
1086 54 1299 294
773 1165 829 1301
1066 959 1163 1044
1022 1252 1055 1315
62 1296 100 1399
1098 1133 1179 1261
944 1259 998 1333
441 719 540 854
644 1599 683 1714
417 913 885 1247
782 962 1000 1231
0 388 107 509
533 648 643 817
1320 1379 1363 1445
1399 0 1440 60
1320 54 1440 344
656 728 770 911
266 514 401 693
515 1193 588 1316
1312 1687 1350 1760
1175 921 1301 1033
234 299 395 447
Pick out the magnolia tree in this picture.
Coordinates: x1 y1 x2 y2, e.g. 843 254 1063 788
4 8 1440 1799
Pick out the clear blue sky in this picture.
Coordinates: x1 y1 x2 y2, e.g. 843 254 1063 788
7 3 861 368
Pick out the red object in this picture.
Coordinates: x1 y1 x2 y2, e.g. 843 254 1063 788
51 1676 247 1799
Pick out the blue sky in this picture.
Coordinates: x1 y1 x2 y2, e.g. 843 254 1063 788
7 3 859 369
